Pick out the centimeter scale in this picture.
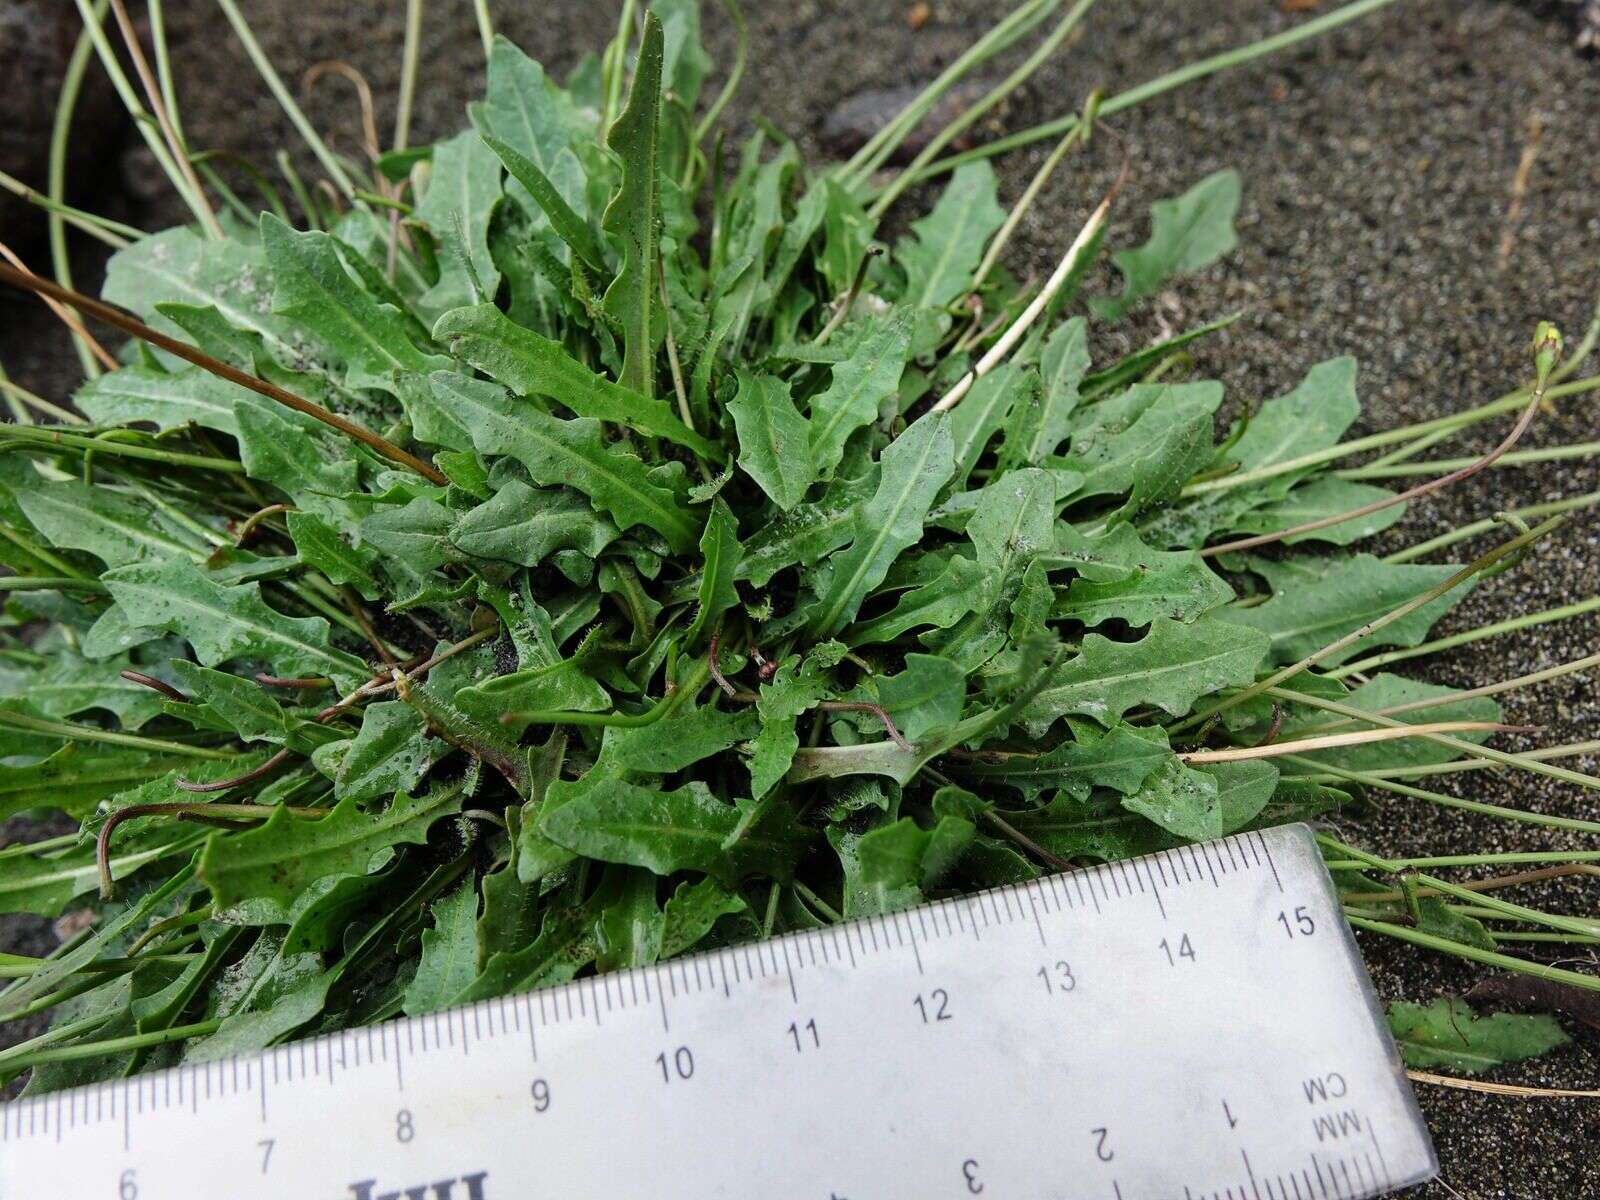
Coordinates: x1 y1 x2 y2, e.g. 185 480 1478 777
0 824 1436 1199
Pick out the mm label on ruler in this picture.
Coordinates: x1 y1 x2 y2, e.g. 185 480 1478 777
0 824 1435 1199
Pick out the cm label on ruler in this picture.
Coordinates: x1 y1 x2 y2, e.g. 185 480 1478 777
0 824 1435 1199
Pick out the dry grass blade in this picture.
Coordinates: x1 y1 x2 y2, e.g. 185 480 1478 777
305 60 383 163
107 0 223 239
1178 721 1529 764
1407 1069 1600 1099
930 156 1128 414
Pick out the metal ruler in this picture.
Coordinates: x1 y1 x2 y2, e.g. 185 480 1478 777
0 824 1435 1199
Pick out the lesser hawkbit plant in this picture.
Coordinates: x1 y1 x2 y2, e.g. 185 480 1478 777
1 0 1596 1089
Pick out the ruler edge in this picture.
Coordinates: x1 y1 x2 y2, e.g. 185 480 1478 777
1291 821 1441 1192
0 823 1441 1196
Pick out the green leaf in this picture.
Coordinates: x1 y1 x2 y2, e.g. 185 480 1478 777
1414 898 1498 953
514 734 577 884
604 703 760 774
958 722 1171 802
1120 755 1222 841
402 878 481 1015
1024 617 1269 736
286 511 381 599
186 872 396 1060
477 817 541 960
739 466 876 588
749 649 839 800
16 478 199 568
1002 317 1088 467
659 876 746 957
100 228 313 380
75 365 250 435
808 313 912 479
1222 357 1361 482
475 37 586 200
1280 673 1500 774
7 648 172 730
450 480 619 566
1219 553 1471 666
1147 360 1372 547
655 0 713 110
1200 759 1279 832
848 554 988 646
259 214 445 389
595 866 664 971
436 450 492 498
433 303 718 457
896 162 1005 310
913 468 1059 672
457 655 610 735
1388 998 1568 1074
477 131 606 272
848 814 975 915
457 898 600 1001
828 826 913 917
965 468 1058 572
948 366 1032 491
538 778 807 884
168 662 333 753
399 370 478 454
728 369 816 512
133 923 243 1040
819 178 872 295
155 300 276 371
198 781 464 918
1054 524 1233 628
415 130 504 318
808 412 954 637
1093 169 1241 319
1062 380 1224 517
1229 477 1405 546
877 653 965 743
601 12 665 396
315 701 451 805
430 371 700 552
0 866 199 1007
0 747 194 823
1002 794 1171 865
235 403 361 532
360 496 461 587
396 674 530 793
103 559 368 688
685 499 742 646
0 827 204 919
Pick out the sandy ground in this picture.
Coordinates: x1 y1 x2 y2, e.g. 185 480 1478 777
2 0 1599 1194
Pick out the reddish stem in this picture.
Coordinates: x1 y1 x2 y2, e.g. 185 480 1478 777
175 748 292 794
119 670 187 703
708 627 737 698
256 673 332 689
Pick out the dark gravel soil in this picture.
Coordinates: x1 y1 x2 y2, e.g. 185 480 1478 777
3 1 1600 1194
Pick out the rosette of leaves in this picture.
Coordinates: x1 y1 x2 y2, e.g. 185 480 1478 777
1 0 1595 1089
